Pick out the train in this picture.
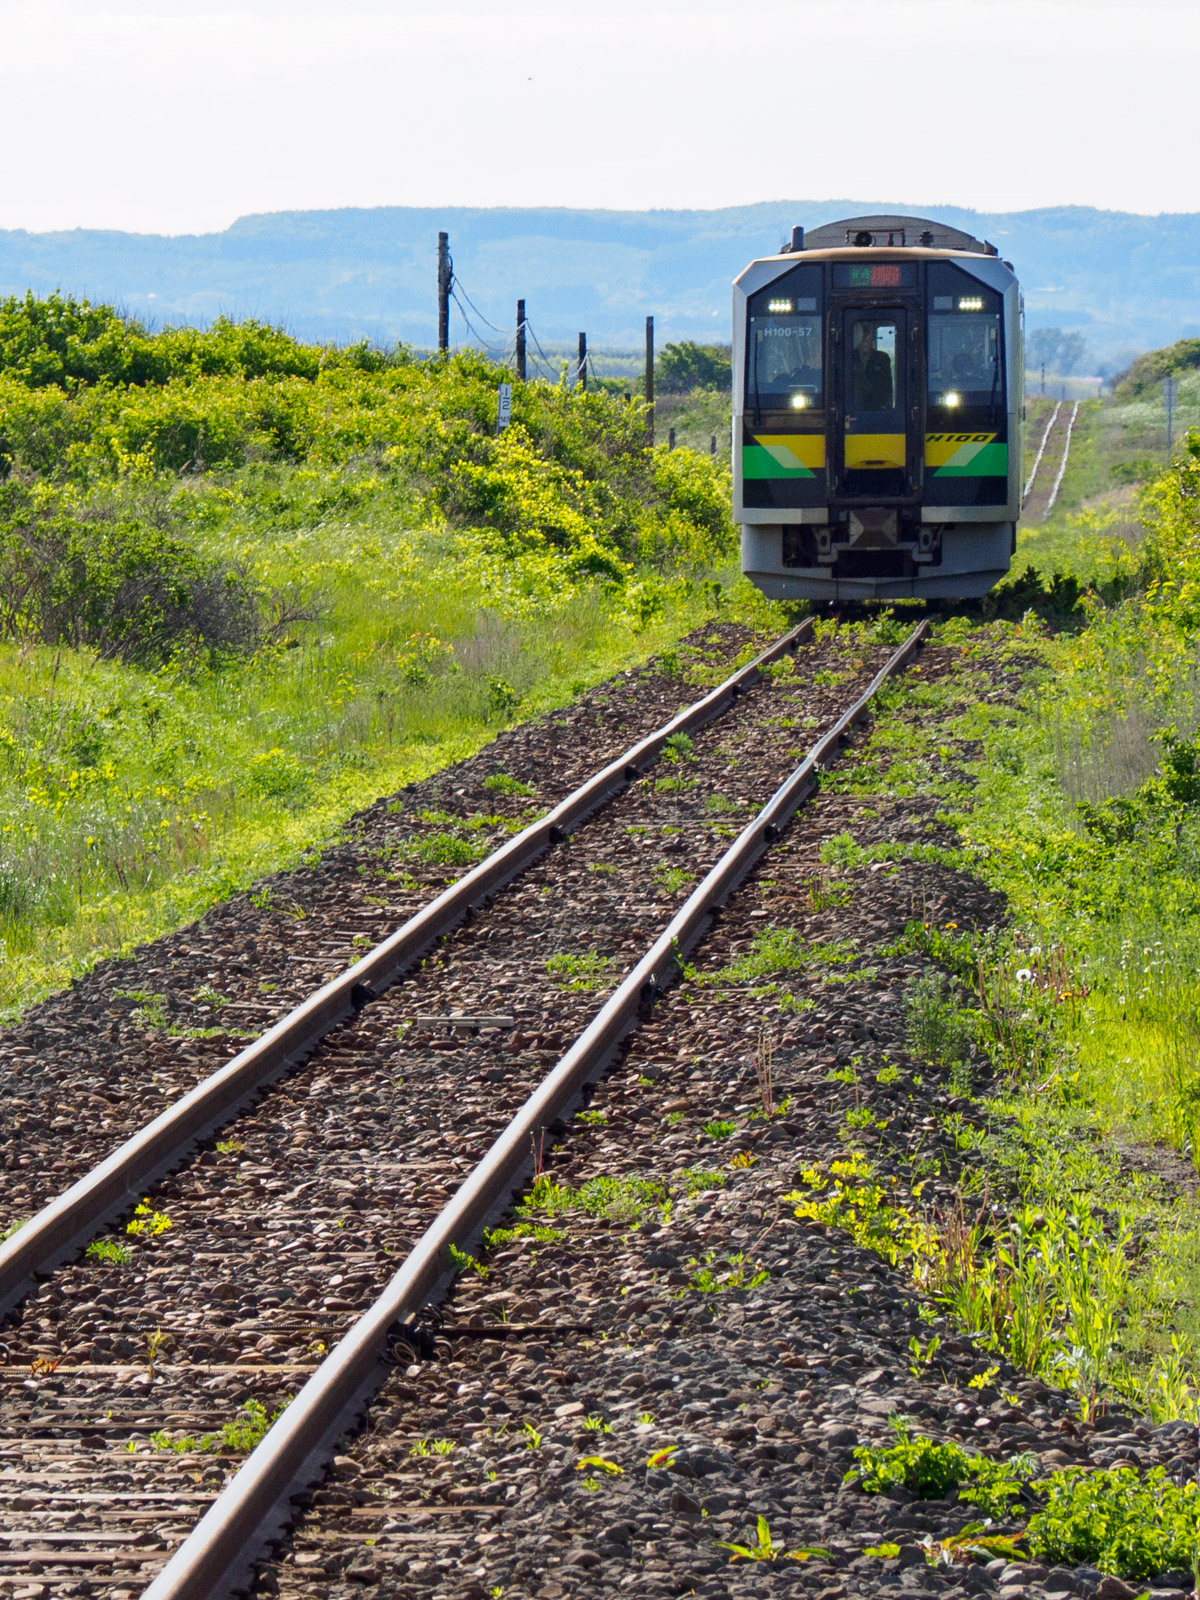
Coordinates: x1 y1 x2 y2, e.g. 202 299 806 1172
734 214 1023 603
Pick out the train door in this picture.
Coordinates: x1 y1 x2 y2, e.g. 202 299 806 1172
831 307 916 502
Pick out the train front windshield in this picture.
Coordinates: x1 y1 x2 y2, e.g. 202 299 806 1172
749 313 823 409
925 265 1004 415
927 312 1000 405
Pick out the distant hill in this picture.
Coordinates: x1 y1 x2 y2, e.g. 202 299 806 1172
0 201 1195 364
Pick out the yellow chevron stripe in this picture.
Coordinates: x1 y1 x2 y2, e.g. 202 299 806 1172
924 432 997 468
753 434 826 470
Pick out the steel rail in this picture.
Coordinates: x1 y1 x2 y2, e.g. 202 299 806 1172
1044 400 1080 516
141 617 928 1600
1022 399 1061 505
0 621 812 1315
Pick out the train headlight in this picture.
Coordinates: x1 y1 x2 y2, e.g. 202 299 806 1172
789 393 809 409
958 297 984 312
941 392 962 408
767 299 793 314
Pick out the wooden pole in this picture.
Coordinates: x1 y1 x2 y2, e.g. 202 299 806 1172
437 232 451 353
516 299 527 382
644 315 654 444
578 331 587 390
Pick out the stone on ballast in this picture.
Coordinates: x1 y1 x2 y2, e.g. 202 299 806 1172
1096 1578 1138 1600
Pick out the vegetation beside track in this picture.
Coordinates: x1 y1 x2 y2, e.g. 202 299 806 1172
0 294 768 1018
796 412 1200 1433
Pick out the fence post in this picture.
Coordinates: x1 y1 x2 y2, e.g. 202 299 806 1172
1164 376 1178 456
437 232 451 353
644 315 654 445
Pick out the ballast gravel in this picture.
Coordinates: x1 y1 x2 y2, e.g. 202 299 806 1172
254 637 1199 1600
0 622 904 1593
1 626 1195 1600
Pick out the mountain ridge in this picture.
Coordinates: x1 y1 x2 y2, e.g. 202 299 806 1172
1 200 1194 361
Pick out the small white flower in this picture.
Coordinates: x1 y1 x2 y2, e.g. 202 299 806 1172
1015 968 1034 985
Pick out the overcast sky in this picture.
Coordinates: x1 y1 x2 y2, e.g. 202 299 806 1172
2 0 1196 235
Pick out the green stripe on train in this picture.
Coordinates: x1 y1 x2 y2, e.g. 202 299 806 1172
935 442 1008 477
742 444 815 480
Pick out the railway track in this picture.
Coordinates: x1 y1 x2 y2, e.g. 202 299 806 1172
1021 399 1079 523
0 616 927 1598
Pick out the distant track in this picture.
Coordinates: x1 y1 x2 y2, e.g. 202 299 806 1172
1022 400 1078 523
1022 400 1061 504
1044 401 1081 516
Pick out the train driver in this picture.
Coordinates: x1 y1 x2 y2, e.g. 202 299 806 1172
851 321 895 411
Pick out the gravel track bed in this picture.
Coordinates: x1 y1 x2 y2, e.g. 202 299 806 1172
0 625 896 1594
247 640 1196 1600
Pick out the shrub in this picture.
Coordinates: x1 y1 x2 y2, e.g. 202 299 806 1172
0 503 260 665
656 341 732 394
846 1421 1036 1518
905 970 975 1068
1027 1466 1200 1581
1112 337 1200 399
0 292 326 391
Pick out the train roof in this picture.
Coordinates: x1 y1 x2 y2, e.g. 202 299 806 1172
781 215 998 257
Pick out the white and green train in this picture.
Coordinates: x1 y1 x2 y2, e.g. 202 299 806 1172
734 214 1023 603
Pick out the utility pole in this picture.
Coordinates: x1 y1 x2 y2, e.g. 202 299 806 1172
1164 376 1178 456
644 315 654 445
437 232 451 353
1040 362 1045 397
516 299 527 382
577 332 587 390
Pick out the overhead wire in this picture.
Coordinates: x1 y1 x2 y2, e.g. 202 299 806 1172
522 319 562 381
451 277 510 337
449 288 514 362
443 283 603 386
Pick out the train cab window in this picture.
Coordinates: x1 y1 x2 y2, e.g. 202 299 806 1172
926 265 1003 414
850 318 898 413
746 264 823 413
749 313 822 410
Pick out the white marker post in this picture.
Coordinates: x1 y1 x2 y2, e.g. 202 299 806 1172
1163 376 1178 458
497 382 513 432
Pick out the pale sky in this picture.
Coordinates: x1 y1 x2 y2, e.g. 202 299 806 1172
2 0 1196 235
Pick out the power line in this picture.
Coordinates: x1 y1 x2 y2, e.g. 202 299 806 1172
449 289 514 361
522 319 561 380
451 278 509 336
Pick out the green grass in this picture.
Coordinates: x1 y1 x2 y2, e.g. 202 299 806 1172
0 563 749 1018
517 1171 668 1225
148 1398 280 1455
653 389 731 462
545 949 616 991
0 300 793 1019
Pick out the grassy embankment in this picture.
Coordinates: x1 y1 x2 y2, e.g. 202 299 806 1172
0 296 775 1019
1018 355 1185 581
814 360 1200 1426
